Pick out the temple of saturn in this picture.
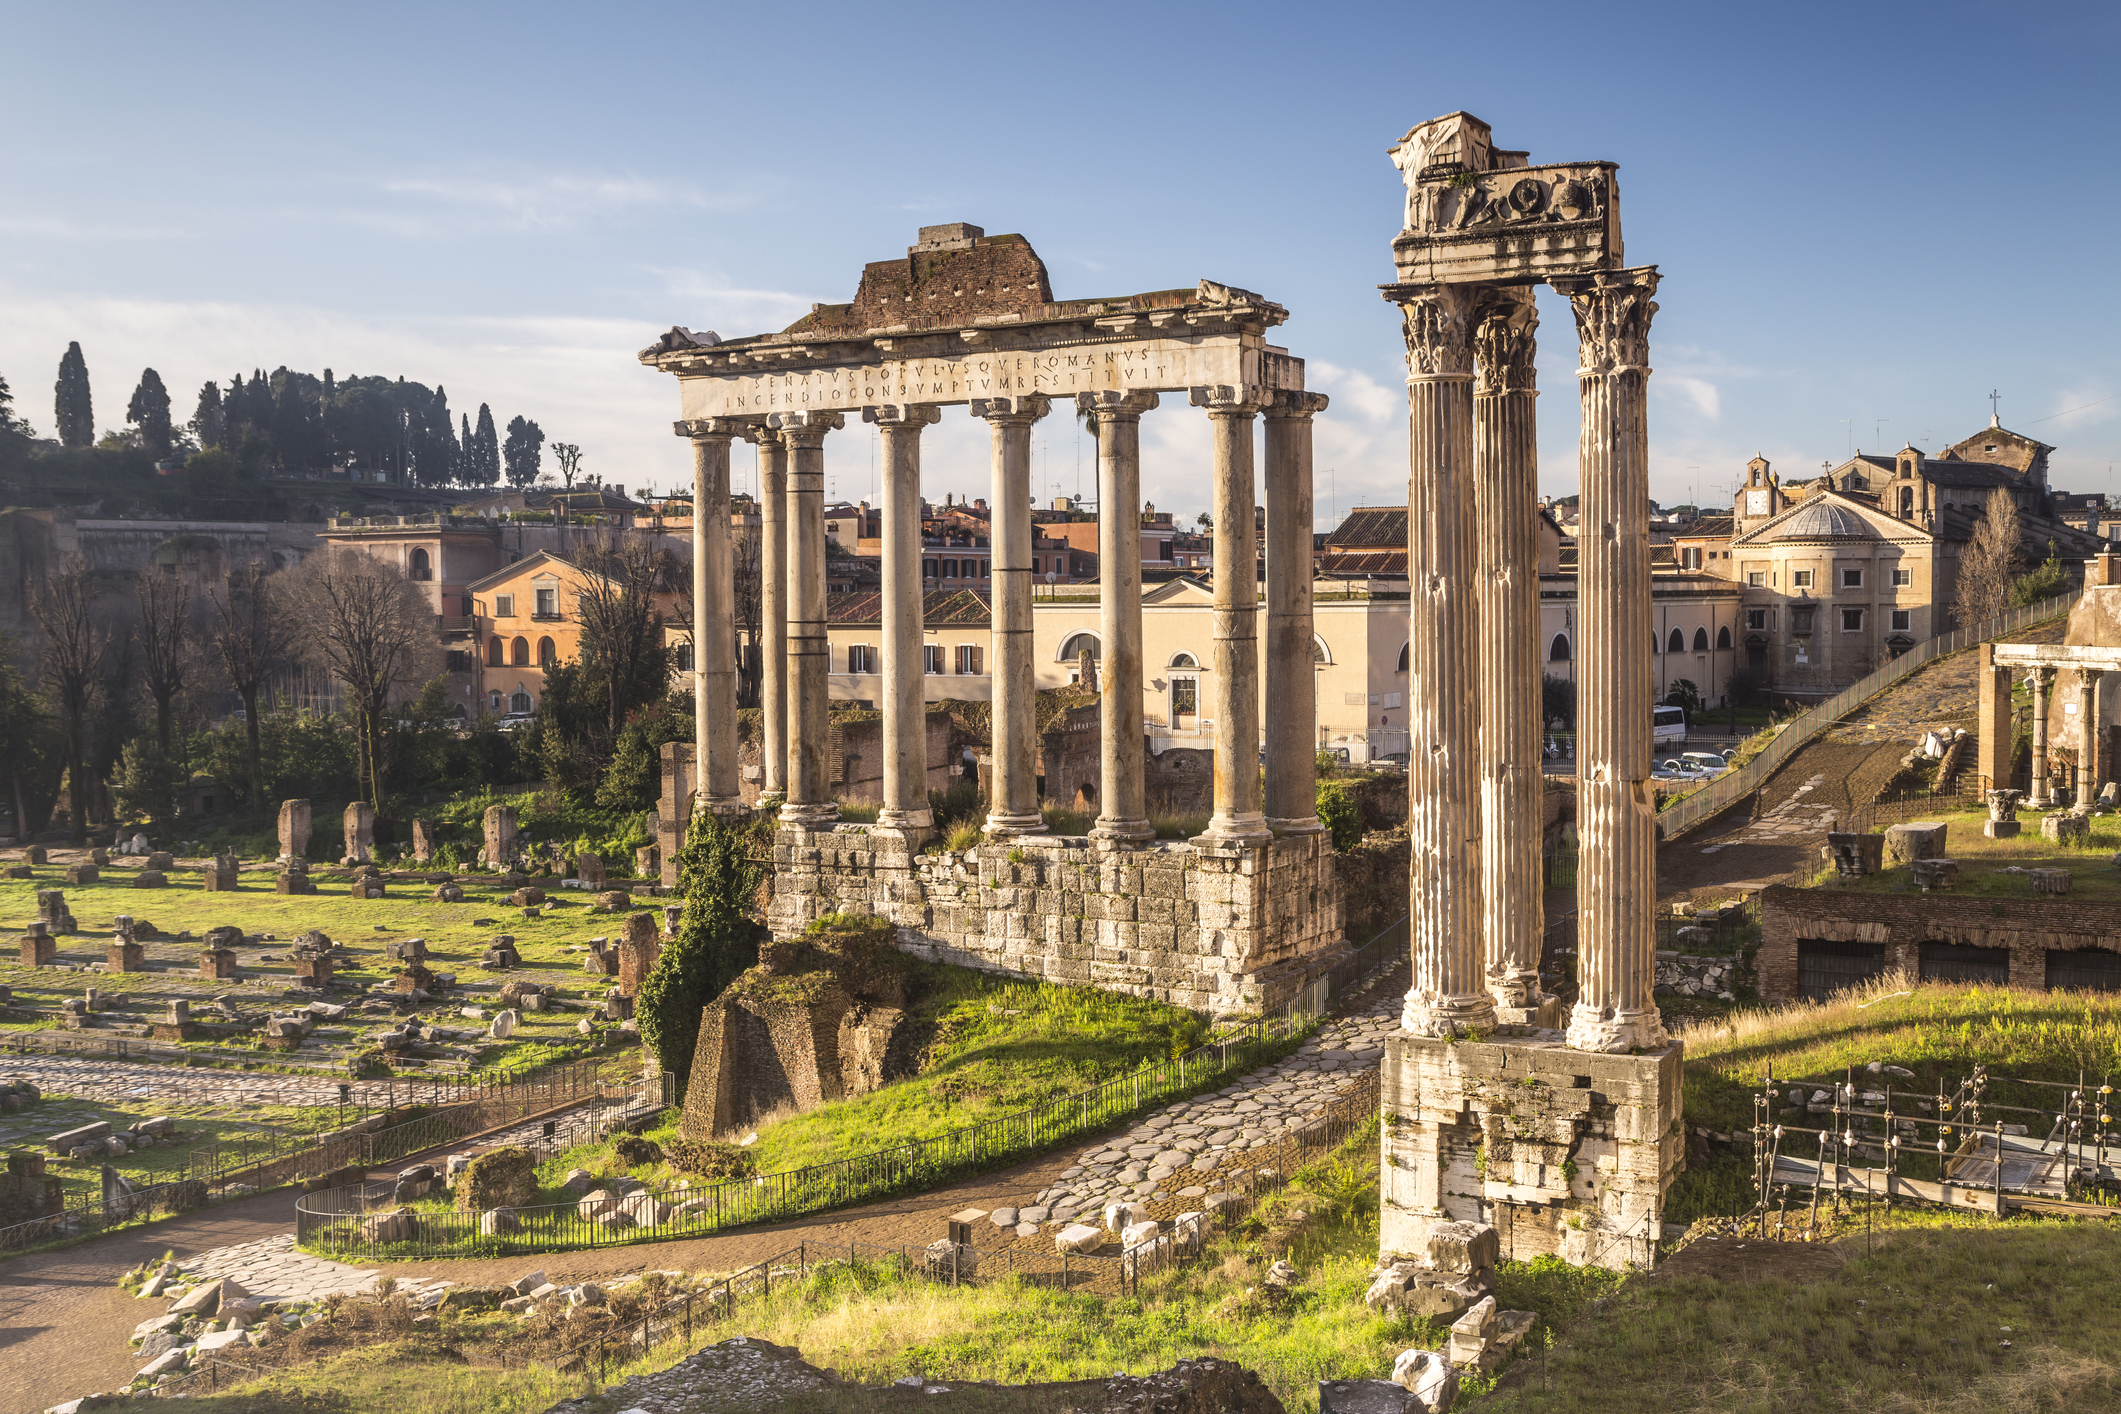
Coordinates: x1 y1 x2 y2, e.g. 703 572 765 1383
642 223 1349 1015
1377 112 1681 1268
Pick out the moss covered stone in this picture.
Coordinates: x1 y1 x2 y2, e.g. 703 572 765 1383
455 1146 538 1212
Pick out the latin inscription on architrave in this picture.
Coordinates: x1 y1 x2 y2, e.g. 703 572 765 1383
678 337 1283 419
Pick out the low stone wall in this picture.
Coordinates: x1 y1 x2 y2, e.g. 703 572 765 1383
1758 885 2121 1001
1654 952 1744 1001
766 825 1350 1016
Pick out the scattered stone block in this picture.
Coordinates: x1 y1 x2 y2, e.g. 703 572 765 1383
1912 857 1960 892
65 863 99 886
19 924 57 967
574 851 606 887
106 940 145 972
636 845 659 878
47 1121 111 1155
275 859 316 895
202 853 240 890
432 882 464 902
1425 1220 1500 1274
167 1278 224 1318
278 799 312 860
1824 833 1885 879
489 1009 519 1039
134 871 168 889
1055 1222 1103 1254
2043 812 2091 847
1 865 30 880
90 848 109 865
24 846 47 865
2030 868 2073 896
36 891 77 934
293 953 333 986
507 886 545 908
198 947 239 979
595 889 631 913
145 851 174 870
1883 821 1948 865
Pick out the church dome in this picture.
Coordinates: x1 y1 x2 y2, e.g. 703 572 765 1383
1772 500 1873 541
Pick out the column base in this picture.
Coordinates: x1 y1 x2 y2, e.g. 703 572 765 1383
2028 791 2053 809
1090 816 1155 845
1199 810 1271 844
779 802 840 827
1493 995 1566 1029
1267 815 1326 837
1400 991 1498 1037
876 808 934 830
983 811 1048 838
702 794 748 818
1565 1003 1669 1054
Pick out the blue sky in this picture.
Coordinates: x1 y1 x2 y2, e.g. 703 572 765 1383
4 1 2117 527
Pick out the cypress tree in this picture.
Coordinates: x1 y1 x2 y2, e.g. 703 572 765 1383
126 369 174 456
53 342 93 449
473 403 501 485
462 414 476 484
503 415 544 488
190 382 225 450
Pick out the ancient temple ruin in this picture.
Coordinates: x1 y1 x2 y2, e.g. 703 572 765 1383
644 225 1347 1015
1378 112 1682 1268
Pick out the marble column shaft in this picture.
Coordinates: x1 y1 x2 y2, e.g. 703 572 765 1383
777 411 843 824
1553 267 1666 1054
869 404 942 830
1198 387 1269 844
1263 391 1330 835
1391 284 1495 1036
752 428 790 804
2030 667 2054 806
681 420 742 810
2079 668 2101 803
975 396 1052 836
1472 292 1547 1020
1080 391 1158 843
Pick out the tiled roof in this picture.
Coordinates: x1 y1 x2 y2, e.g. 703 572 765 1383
1682 515 1734 538
1922 461 2019 489
1318 547 1408 577
1325 506 1408 548
827 588 990 626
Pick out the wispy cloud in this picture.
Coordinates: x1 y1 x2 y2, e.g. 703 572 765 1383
320 168 763 238
1659 375 1722 420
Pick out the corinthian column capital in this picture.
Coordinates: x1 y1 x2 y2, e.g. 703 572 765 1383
969 394 1052 423
1473 289 1539 397
674 417 756 441
1189 385 1264 417
1386 282 1479 381
1552 266 1661 377
770 409 845 447
1077 389 1160 424
1262 389 1331 422
860 404 943 428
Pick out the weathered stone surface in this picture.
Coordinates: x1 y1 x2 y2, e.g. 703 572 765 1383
1884 821 1949 864
168 1278 224 1317
483 804 517 866
1425 1221 1499 1275
1055 1222 1103 1254
278 800 312 860
1393 1348 1459 1410
47 1120 111 1154
410 819 435 863
65 863 99 886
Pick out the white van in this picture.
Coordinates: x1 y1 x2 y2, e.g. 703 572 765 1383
1653 705 1687 745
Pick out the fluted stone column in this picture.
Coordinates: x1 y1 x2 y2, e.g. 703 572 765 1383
1264 390 1330 836
1390 283 1494 1036
1552 267 1667 1055
750 426 790 806
867 404 942 833
777 410 843 826
1472 291 1547 1022
1080 390 1158 844
1194 386 1269 844
2030 667 2054 807
679 418 744 812
974 395 1052 837
2079 668 2101 805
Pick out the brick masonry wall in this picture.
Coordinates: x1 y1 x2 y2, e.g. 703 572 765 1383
1758 884 2121 1001
766 826 1351 1016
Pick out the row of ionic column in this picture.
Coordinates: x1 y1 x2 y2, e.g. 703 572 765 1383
681 388 1330 846
1392 267 1668 1053
2026 665 2104 808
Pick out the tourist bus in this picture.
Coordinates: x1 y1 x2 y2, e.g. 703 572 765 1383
1653 704 1687 745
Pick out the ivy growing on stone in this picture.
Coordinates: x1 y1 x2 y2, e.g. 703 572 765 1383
637 813 766 1104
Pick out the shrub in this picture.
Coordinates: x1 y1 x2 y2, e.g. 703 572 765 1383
455 1146 538 1212
664 1135 757 1179
1315 779 1362 852
610 1133 663 1171
637 815 766 1104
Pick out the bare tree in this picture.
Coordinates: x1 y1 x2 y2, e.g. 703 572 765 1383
281 547 437 809
32 556 112 845
133 566 194 757
730 522 762 709
1955 491 2023 628
574 533 672 740
552 442 583 493
206 561 298 804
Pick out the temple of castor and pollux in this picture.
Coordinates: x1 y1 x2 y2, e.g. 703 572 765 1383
643 111 1680 1269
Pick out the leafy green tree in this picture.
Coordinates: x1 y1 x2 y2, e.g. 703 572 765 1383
110 735 180 822
0 633 61 840
503 415 543 488
637 815 765 1103
2013 544 2071 607
32 555 112 844
126 369 174 456
54 342 93 449
1314 778 1362 852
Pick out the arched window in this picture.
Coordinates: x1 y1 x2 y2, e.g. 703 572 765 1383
1667 629 1686 654
1549 634 1571 662
1397 642 1410 672
1058 632 1100 661
1313 634 1332 665
409 547 432 581
1692 627 1710 652
487 637 504 667
512 636 529 666
488 691 504 712
537 636 557 667
509 690 532 714
1169 651 1198 669
1716 625 1733 649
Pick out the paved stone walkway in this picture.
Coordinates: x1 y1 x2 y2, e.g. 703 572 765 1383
1024 996 1397 1224
0 1054 394 1109
172 1232 448 1304
1696 773 1840 854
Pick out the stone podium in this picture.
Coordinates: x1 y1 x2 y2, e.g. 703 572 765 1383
483 805 517 869
342 803 375 866
277 799 312 862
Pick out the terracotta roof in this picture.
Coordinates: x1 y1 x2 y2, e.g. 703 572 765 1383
1318 547 1408 577
1325 506 1408 549
1682 515 1734 538
827 588 990 626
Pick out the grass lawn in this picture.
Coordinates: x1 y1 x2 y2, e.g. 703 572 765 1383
1805 806 2121 900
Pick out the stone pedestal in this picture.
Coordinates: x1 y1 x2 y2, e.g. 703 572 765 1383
202 854 239 891
616 912 661 995
1379 1030 1680 1269
65 863 99 886
199 948 238 980
36 891 76 935
106 941 145 972
636 845 659 879
386 936 427 963
1824 833 1886 878
394 964 435 994
575 851 606 888
25 846 47 866
482 805 517 868
342 803 375 866
275 861 316 895
19 925 56 967
293 953 333 986
410 820 435 864
278 799 312 861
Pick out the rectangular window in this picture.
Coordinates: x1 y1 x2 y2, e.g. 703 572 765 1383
956 644 983 675
942 559 959 579
1681 547 1702 570
923 645 943 675
1791 608 1815 635
494 594 515 618
1171 677 1197 716
1746 572 1766 587
445 650 470 672
848 644 875 674
1891 610 1911 632
979 560 990 579
1792 569 1814 589
1842 568 1863 588
1840 608 1863 632
1892 567 1912 587
534 587 558 617
1746 609 1768 631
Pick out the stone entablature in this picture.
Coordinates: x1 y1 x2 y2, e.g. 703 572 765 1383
1757 885 2121 1002
764 825 1349 1016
